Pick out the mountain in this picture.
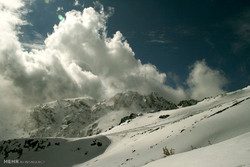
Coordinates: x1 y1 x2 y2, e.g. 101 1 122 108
23 91 177 138
177 99 199 107
106 91 177 111
23 97 96 138
1 86 250 167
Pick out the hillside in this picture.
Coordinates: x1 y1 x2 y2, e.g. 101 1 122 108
1 86 250 167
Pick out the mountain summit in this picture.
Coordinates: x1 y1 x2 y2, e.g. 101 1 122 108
23 91 177 138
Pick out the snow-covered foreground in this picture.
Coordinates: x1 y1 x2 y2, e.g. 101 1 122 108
143 132 250 167
1 86 250 167
76 86 250 167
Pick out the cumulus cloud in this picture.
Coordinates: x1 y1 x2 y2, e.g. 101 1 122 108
0 76 27 139
0 0 23 9
0 2 188 106
0 1 228 139
187 60 228 99
74 0 80 6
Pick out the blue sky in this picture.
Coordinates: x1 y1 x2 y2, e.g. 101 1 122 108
19 0 250 92
1 0 249 141
0 0 249 110
102 0 250 91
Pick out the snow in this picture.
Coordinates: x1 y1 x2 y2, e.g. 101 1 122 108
143 132 250 167
1 86 250 167
75 86 250 167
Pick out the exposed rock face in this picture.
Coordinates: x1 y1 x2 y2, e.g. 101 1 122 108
24 97 96 138
178 99 199 107
106 91 177 111
119 113 138 125
24 91 177 138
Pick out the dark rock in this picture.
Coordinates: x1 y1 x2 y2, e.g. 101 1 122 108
90 140 97 146
97 142 102 147
159 114 170 119
119 113 138 125
180 129 185 133
178 99 199 107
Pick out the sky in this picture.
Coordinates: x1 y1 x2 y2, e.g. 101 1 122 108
0 0 249 139
0 0 250 107
19 0 250 91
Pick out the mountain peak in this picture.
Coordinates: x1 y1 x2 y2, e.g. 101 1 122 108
23 91 177 138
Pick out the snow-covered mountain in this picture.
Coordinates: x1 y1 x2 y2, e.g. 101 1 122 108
23 91 177 138
23 97 96 138
1 86 250 167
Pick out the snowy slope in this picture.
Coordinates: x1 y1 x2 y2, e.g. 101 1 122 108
76 86 250 167
1 86 250 167
143 132 250 167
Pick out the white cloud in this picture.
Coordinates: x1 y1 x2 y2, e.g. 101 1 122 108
0 76 27 140
0 0 24 10
0 1 229 107
74 0 80 6
0 1 229 106
187 60 228 99
21 30 45 50
0 1 229 139
57 6 63 12
0 2 188 107
22 42 45 50
147 30 172 44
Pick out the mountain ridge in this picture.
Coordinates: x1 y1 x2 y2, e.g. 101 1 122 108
1 86 250 167
23 91 177 138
